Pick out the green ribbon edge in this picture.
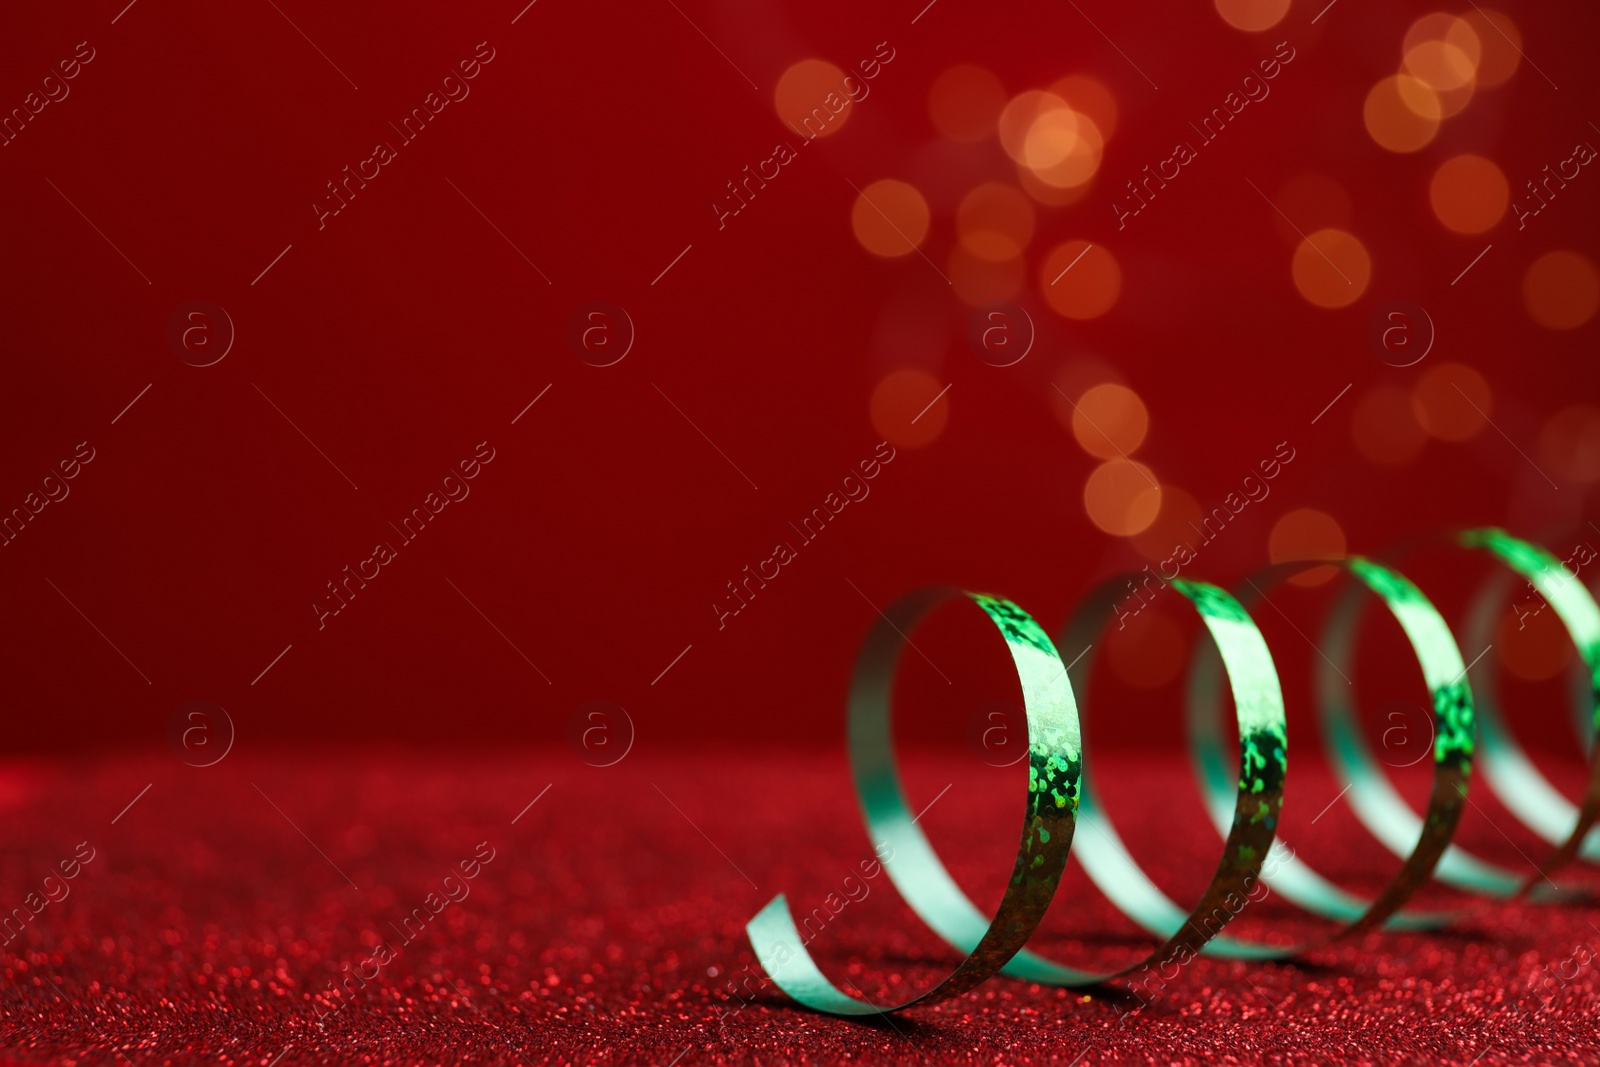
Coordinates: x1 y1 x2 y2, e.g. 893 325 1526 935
746 588 1081 1015
846 576 1288 988
1188 556 1473 946
1454 528 1600 881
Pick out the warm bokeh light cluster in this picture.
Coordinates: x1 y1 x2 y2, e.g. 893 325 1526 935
855 64 1125 327
1351 13 1588 334
997 86 1110 196
1036 367 1164 537
1048 369 1171 539
1348 11 1566 329
1349 362 1510 467
864 50 1138 457
1403 13 1481 117
853 17 1576 536
1363 10 1520 154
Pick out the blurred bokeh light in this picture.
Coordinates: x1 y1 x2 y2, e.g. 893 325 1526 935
1523 250 1600 330
850 179 931 258
1412 362 1493 442
774 59 853 138
1429 154 1509 234
1041 240 1121 318
1291 228 1371 308
1084 458 1164 537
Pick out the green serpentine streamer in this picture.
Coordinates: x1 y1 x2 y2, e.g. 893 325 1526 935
747 529 1600 1016
748 588 1081 1015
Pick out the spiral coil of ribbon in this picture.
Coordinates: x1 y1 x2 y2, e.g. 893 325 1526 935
745 527 1600 1016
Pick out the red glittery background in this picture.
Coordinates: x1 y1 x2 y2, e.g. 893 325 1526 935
2 750 1599 1066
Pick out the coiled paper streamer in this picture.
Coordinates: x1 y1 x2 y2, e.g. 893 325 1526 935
747 528 1600 1015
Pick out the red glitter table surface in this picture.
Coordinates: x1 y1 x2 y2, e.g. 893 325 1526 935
1 747 1597 1066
